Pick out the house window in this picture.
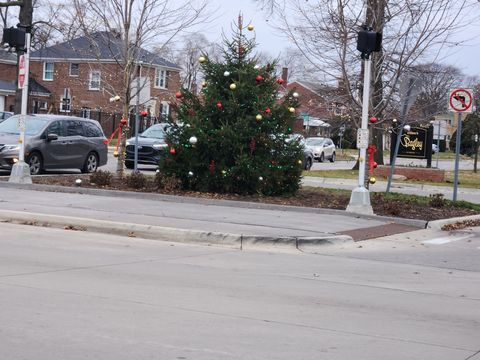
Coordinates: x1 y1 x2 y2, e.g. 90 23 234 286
60 88 71 113
69 63 79 76
89 70 101 90
43 62 54 81
155 68 169 88
160 101 169 121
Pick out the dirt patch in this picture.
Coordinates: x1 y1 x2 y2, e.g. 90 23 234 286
19 174 480 221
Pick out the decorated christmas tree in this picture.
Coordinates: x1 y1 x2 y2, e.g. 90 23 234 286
160 16 304 195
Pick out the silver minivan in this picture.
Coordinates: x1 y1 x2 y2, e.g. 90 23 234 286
0 114 108 175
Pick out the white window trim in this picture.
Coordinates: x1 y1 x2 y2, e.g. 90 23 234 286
154 68 167 89
69 63 79 77
89 70 101 91
43 62 54 81
160 101 169 120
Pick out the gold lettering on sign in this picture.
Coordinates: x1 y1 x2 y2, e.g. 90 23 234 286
400 135 423 151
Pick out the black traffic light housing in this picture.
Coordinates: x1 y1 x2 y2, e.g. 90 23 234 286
357 27 382 59
2 27 26 51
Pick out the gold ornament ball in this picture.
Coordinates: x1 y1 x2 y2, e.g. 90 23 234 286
369 177 376 184
289 107 295 113
247 24 254 31
201 81 207 87
297 159 303 165
113 150 119 157
198 56 206 63
229 83 237 90
256 114 263 121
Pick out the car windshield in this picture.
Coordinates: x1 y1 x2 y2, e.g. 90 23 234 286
0 116 49 135
141 125 167 139
306 138 325 146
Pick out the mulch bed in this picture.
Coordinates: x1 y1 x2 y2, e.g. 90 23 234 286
13 174 480 221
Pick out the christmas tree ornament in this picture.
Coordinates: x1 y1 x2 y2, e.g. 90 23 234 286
369 177 376 184
247 24 254 31
293 92 299 98
113 150 119 157
256 114 263 121
209 160 215 174
258 176 263 181
198 56 206 63
288 107 295 113
201 81 207 87
140 110 148 117
175 91 183 99
120 118 128 125
276 78 285 85
216 102 223 109
189 136 198 145
169 147 176 154
75 179 82 187
297 159 302 165
369 116 378 124
254 64 260 70
188 171 194 176
230 83 237 90
265 108 271 113
223 71 230 77
256 75 263 82
404 124 411 131
221 170 227 176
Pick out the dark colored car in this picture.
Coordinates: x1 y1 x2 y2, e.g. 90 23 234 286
0 111 13 123
125 123 169 169
0 114 108 175
287 134 314 170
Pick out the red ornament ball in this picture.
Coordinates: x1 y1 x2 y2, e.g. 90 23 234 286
216 102 223 109
369 116 378 123
120 118 128 125
140 110 148 117
256 75 263 82
373 162 378 169
265 108 271 113
175 91 183 99
169 147 176 155
276 78 285 85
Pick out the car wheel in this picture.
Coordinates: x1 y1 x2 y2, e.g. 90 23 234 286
82 152 98 173
330 152 336 163
304 157 312 171
319 152 325 162
27 152 43 175
125 160 134 169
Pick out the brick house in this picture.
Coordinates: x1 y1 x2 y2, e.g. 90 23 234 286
279 68 348 137
27 31 181 133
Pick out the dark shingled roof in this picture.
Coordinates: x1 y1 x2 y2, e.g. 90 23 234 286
0 79 16 93
30 31 180 69
0 50 17 63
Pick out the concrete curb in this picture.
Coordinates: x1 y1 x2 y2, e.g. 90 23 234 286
0 210 352 252
427 214 480 231
0 180 427 228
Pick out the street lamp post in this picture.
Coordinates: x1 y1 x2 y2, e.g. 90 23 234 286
346 27 381 215
9 27 32 184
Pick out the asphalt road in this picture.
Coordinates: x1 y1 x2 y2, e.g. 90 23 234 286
1 223 479 360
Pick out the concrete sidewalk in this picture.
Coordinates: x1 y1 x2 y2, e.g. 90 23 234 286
0 181 433 252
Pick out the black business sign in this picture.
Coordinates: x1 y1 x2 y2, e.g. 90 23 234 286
391 125 433 164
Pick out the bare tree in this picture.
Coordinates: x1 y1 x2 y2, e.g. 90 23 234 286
59 0 210 177
256 0 477 164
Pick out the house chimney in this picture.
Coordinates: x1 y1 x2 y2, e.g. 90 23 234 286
281 67 288 85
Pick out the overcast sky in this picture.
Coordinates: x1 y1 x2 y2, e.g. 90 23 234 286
199 0 480 78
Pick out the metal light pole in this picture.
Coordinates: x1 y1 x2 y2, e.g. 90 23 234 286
453 112 462 202
9 29 32 184
436 120 441 168
133 62 142 173
347 26 381 215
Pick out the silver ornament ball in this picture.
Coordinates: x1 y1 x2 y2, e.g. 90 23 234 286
189 136 198 145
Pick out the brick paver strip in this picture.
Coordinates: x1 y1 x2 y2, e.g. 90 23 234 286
339 223 421 242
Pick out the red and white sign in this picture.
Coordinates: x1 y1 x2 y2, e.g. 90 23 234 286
18 54 26 89
449 88 474 113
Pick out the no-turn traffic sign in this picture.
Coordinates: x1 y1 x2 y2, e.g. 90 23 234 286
449 88 474 113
